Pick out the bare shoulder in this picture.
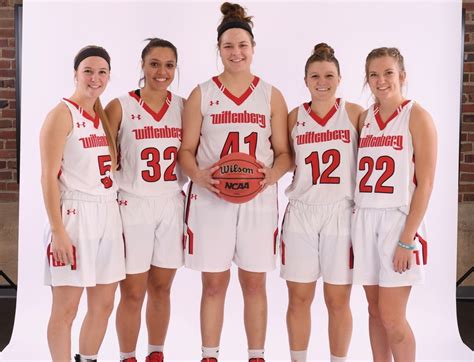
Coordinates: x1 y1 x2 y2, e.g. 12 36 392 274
409 102 435 132
345 101 364 129
44 102 71 128
105 98 122 114
288 106 299 132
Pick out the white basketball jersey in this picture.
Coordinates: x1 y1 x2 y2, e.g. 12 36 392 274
59 98 116 195
354 100 416 209
285 99 358 205
196 76 273 168
116 90 186 197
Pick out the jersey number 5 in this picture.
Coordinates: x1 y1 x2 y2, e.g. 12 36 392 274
97 155 113 189
141 146 178 182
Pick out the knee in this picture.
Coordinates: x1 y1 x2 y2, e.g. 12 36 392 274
149 280 172 297
325 295 350 315
367 300 381 320
288 291 313 311
121 287 146 310
379 311 405 343
90 298 115 319
202 279 228 299
51 304 79 326
240 276 266 298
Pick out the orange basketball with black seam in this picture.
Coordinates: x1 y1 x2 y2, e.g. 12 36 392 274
212 152 264 204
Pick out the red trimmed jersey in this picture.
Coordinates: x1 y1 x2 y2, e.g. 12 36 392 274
285 99 358 205
59 98 116 195
196 76 273 168
354 100 415 209
116 90 186 197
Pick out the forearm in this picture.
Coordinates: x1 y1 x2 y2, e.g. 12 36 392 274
400 183 433 244
41 175 65 234
271 151 292 181
178 148 200 181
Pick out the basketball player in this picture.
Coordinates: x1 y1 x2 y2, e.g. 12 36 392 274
280 43 362 362
178 2 291 361
105 38 186 362
40 46 125 362
352 47 437 361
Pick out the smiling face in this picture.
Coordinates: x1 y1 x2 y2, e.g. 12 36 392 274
367 55 406 103
142 46 177 91
74 56 110 99
218 28 254 73
305 61 340 102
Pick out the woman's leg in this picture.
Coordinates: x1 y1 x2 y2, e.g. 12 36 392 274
48 286 83 361
79 282 118 355
379 286 415 362
323 283 352 358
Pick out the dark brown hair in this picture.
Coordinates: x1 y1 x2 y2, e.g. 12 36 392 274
304 43 340 77
141 37 178 63
217 2 254 46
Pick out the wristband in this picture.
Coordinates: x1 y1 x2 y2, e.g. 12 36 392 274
398 240 415 250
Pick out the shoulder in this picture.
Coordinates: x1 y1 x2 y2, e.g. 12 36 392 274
41 101 72 136
409 101 436 134
344 101 364 116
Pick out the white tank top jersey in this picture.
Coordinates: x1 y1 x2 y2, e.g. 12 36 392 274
116 90 186 197
59 98 116 196
196 76 273 168
285 99 358 205
354 100 416 210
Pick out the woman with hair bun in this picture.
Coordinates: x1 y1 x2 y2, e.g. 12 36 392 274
280 43 362 362
352 47 436 362
178 2 291 362
40 45 125 362
106 38 186 362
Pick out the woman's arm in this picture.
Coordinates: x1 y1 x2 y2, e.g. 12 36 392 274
40 103 74 265
178 86 220 193
259 87 292 189
393 103 437 273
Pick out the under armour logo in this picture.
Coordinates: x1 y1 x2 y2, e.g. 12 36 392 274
296 121 306 127
118 200 128 206
210 100 220 106
131 114 142 120
190 194 198 200
66 209 76 215
365 122 371 128
76 122 86 128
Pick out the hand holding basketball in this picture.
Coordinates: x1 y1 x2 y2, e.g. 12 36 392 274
191 165 221 194
257 160 279 192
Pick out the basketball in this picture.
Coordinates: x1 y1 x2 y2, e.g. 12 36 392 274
212 152 265 204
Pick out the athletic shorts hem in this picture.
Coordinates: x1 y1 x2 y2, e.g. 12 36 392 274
184 263 231 273
125 266 151 275
236 263 276 273
151 261 184 270
322 278 353 285
379 280 425 288
280 272 318 283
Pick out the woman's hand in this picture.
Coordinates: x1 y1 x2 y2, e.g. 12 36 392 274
50 229 75 266
392 244 413 273
257 161 279 193
192 165 221 194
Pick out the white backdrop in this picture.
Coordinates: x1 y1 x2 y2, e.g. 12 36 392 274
2 0 472 361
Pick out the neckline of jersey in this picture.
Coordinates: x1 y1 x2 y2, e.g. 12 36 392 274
212 76 260 106
303 98 341 127
129 89 172 122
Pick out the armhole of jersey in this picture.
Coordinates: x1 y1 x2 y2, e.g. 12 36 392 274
117 97 126 138
199 83 207 117
343 100 359 134
61 100 75 140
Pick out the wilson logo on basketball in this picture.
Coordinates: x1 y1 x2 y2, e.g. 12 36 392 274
224 181 250 190
220 164 254 175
